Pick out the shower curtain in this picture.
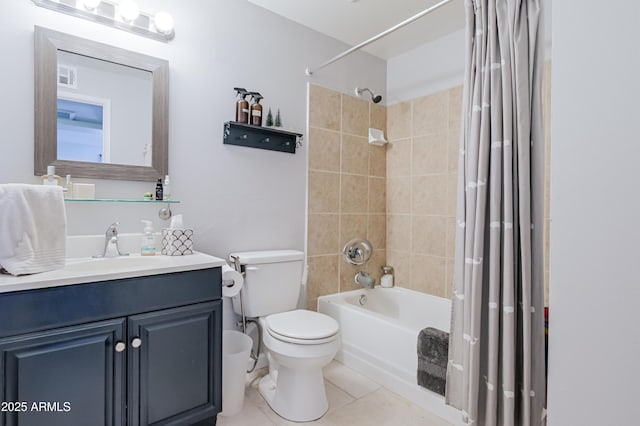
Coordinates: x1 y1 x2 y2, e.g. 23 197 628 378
445 0 546 425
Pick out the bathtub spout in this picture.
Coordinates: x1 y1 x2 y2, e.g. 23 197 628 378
355 271 375 289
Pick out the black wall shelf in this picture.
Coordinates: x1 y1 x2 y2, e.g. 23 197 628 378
223 121 303 154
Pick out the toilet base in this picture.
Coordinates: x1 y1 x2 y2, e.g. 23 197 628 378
258 366 328 422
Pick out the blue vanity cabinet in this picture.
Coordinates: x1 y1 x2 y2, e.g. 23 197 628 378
0 267 222 426
0 318 126 426
128 302 221 426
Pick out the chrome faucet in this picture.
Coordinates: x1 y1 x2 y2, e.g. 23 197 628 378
101 222 127 258
354 271 375 289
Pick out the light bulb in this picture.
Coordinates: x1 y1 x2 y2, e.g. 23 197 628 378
118 0 140 22
81 0 101 10
154 11 174 34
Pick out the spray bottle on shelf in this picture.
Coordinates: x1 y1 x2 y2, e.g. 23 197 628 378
140 220 156 256
234 87 250 124
249 92 263 126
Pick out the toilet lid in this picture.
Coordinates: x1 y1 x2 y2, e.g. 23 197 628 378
266 310 339 341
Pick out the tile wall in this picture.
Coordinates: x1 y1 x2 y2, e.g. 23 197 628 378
306 85 387 310
385 87 462 298
307 62 551 306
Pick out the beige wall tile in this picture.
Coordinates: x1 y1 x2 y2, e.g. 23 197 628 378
412 175 447 215
448 85 463 132
341 134 369 175
387 102 411 141
387 177 411 214
386 249 410 288
412 215 446 256
341 174 369 214
370 103 387 134
412 133 448 175
368 177 386 214
340 214 367 249
309 127 341 172
309 85 341 131
445 258 455 298
307 298 318 312
342 94 369 137
446 172 458 216
410 254 446 297
365 248 386 282
339 261 361 292
448 130 461 173
387 139 411 177
446 217 457 258
369 145 387 178
308 214 339 255
367 214 386 250
413 91 448 136
387 214 411 252
308 171 340 213
306 255 340 300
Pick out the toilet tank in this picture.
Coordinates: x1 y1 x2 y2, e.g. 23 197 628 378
229 250 304 318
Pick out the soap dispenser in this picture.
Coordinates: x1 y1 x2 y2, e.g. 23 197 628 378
140 220 156 256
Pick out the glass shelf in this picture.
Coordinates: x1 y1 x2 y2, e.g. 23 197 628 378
64 199 180 203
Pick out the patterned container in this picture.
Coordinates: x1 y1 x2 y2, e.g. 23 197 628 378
161 228 194 256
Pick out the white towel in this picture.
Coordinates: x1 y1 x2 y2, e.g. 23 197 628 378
0 184 67 275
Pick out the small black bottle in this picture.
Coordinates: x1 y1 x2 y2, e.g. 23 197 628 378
155 178 163 201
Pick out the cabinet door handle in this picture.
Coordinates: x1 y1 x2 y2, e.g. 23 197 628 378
115 342 126 352
131 337 142 348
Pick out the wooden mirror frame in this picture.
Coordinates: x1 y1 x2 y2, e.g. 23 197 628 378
34 26 169 181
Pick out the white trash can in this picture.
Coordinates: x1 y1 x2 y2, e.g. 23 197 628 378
220 330 253 417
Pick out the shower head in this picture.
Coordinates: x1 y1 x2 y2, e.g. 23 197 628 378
355 87 383 104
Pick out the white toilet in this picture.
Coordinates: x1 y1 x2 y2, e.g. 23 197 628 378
229 250 340 422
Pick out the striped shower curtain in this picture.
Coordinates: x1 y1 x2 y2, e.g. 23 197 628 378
445 0 546 425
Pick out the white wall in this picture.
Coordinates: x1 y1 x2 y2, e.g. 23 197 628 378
547 1 640 425
0 0 385 261
387 0 551 104
387 29 465 104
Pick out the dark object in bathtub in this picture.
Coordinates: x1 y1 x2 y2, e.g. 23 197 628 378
417 327 449 396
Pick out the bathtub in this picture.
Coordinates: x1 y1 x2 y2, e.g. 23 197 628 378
318 287 462 425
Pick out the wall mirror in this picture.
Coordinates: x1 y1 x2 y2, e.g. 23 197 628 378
34 26 169 181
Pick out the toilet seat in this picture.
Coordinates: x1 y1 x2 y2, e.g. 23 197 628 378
265 310 339 345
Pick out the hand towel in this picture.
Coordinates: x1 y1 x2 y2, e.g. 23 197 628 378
0 184 66 275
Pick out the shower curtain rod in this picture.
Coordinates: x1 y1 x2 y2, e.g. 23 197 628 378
305 0 454 76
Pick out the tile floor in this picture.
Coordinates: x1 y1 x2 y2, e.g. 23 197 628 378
217 360 453 426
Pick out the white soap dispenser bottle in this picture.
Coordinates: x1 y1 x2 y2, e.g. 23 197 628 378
140 220 156 256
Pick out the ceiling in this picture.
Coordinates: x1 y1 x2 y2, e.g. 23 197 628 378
247 0 465 60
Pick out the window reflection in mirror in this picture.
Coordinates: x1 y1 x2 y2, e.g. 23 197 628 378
57 96 108 163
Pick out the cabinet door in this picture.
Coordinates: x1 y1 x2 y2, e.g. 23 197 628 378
0 318 126 426
128 301 221 426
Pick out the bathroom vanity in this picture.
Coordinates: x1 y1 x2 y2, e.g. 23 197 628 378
0 253 225 426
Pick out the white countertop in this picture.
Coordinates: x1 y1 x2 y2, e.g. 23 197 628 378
0 252 227 294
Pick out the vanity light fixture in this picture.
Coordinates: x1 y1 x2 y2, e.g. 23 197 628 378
80 0 101 10
153 11 174 35
30 0 175 42
117 0 139 22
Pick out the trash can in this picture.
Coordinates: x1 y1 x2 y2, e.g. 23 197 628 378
221 330 253 417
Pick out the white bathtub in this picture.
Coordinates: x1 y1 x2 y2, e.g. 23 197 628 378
318 287 462 425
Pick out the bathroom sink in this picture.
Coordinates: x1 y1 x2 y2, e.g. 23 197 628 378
0 252 227 293
64 255 170 274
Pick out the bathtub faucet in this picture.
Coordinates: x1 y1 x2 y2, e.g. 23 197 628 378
354 271 375 289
